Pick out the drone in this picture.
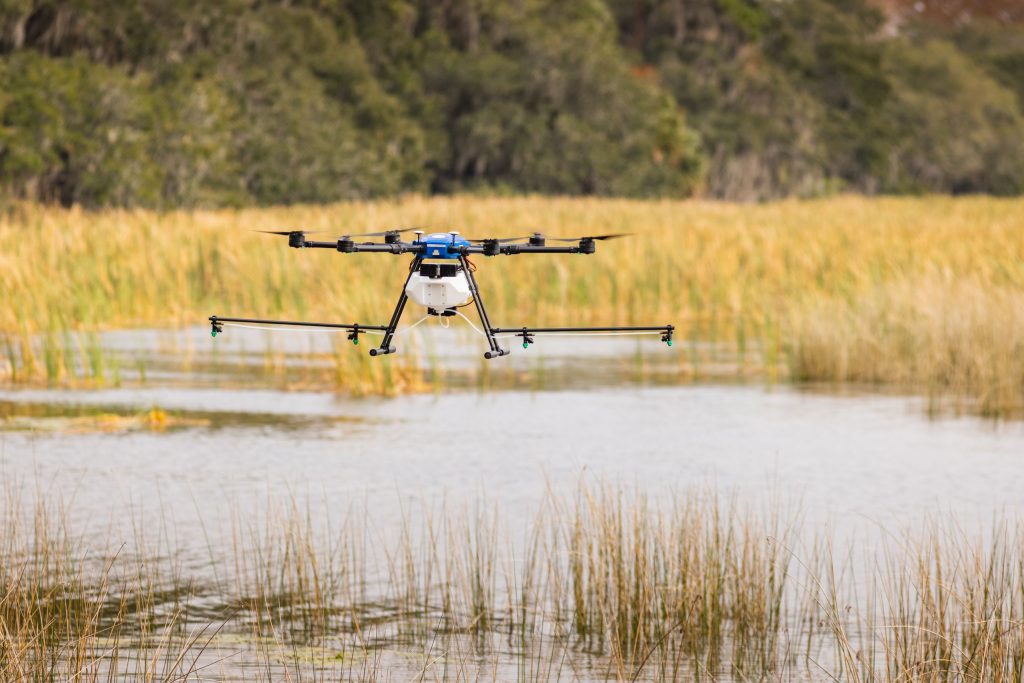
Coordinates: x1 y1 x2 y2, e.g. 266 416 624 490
209 228 673 358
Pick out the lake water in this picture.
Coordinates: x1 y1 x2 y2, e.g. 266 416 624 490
1 326 1022 681
4 324 1022 543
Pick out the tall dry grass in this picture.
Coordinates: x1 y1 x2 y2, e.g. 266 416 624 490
788 277 1024 417
805 519 1024 683
0 495 218 681
4 483 1024 680
1 195 1021 411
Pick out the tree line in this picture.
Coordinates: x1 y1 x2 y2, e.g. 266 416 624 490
1 0 1022 207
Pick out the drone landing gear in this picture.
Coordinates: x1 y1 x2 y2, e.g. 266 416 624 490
371 255 508 359
370 256 423 357
458 255 508 359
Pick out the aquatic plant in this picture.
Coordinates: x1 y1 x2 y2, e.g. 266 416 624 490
4 481 1024 681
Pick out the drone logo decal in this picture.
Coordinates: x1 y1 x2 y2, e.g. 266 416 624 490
209 228 673 358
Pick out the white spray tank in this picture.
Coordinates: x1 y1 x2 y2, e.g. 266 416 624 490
405 261 472 315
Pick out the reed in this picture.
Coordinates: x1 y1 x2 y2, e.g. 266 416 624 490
788 277 1024 417
806 520 1024 683
0 494 214 681
5 482 1024 680
1 195 1022 410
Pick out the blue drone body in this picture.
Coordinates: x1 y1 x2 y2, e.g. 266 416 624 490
418 232 471 259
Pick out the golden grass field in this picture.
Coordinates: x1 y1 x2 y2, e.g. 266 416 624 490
1 195 1022 414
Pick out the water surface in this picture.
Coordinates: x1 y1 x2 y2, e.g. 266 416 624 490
2 327 1022 681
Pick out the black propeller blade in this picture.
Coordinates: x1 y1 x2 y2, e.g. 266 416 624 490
547 233 632 242
253 229 323 236
466 236 529 244
340 227 424 238
252 229 319 248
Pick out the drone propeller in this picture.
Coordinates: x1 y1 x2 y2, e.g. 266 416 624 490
340 227 424 238
466 236 529 244
253 229 323 236
547 233 632 242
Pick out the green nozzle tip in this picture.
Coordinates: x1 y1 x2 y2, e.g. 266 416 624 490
211 329 217 338
353 338 359 345
666 340 672 346
523 342 529 349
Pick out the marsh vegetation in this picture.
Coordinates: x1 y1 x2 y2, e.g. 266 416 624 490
3 484 1024 681
2 196 1022 415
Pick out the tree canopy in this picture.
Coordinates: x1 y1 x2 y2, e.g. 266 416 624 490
1 0 1022 207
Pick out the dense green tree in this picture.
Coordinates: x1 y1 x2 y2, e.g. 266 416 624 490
0 52 162 206
881 39 1024 194
337 0 704 196
608 0 1024 199
433 1 702 195
212 4 426 203
0 0 1021 206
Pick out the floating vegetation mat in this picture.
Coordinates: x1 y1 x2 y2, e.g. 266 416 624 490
0 406 206 434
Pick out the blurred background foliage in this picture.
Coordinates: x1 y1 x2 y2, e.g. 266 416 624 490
0 0 1021 207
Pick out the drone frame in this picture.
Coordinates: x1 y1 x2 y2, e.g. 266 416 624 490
209 231 674 358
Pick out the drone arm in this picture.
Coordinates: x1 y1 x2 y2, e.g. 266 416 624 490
491 324 675 348
301 240 426 255
500 244 584 255
296 242 590 257
208 316 388 345
454 244 591 256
